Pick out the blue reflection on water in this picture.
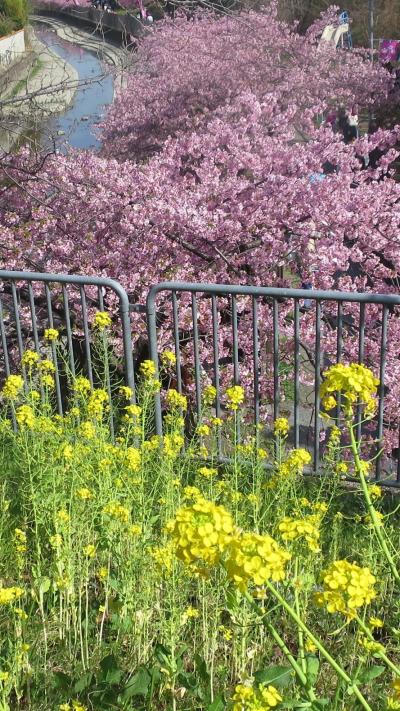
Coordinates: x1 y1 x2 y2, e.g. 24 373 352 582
35 26 114 151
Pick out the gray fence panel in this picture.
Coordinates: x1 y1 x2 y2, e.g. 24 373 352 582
147 281 400 487
0 270 135 428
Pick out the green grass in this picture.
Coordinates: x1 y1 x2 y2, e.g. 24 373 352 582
0 331 399 710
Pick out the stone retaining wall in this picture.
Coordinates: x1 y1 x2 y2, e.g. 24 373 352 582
0 29 26 69
35 6 145 41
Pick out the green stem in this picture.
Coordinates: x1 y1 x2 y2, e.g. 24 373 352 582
348 424 400 584
264 581 373 711
294 557 307 677
243 591 317 703
355 615 400 677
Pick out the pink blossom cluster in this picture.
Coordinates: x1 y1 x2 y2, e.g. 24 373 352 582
1 6 400 451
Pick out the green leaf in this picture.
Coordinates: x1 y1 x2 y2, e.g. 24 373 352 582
358 665 386 684
99 654 122 685
207 694 225 711
119 667 151 700
74 672 94 693
254 665 293 688
154 642 172 668
194 654 210 685
305 655 320 686
52 671 71 691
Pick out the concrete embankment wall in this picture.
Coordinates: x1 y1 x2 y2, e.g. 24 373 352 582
35 6 145 43
0 29 26 69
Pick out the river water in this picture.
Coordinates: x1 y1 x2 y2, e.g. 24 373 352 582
31 25 114 151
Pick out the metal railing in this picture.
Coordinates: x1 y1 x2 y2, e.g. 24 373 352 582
147 281 400 485
2 270 400 486
0 270 135 431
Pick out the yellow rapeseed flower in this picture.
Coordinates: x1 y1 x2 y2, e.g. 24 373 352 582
166 389 187 411
167 496 234 571
79 421 96 439
93 311 112 330
197 424 210 437
278 449 311 476
232 683 282 710
21 350 40 369
198 467 217 479
0 586 24 605
139 360 156 379
102 502 130 523
119 385 133 400
369 616 384 629
273 417 290 436
161 350 176 366
278 515 321 553
2 374 24 400
77 488 93 500
203 385 217 405
83 544 96 558
320 363 379 418
73 376 91 395
314 560 376 619
225 531 291 591
225 385 244 411
16 405 35 429
44 328 59 342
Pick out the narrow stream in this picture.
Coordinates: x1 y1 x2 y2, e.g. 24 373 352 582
33 25 114 151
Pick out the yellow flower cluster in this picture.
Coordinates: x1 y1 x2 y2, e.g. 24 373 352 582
124 447 141 472
0 586 24 605
103 502 130 523
225 531 291 591
21 350 40 369
387 680 400 710
274 418 290 436
232 683 282 710
226 385 245 411
278 449 311 476
93 311 112 330
16 405 35 429
1 374 24 400
15 528 27 554
59 702 87 711
164 433 184 459
167 497 234 570
79 421 96 439
44 328 59 342
87 389 108 419
278 515 321 553
198 467 217 479
314 560 376 619
203 385 217 405
139 360 156 379
73 376 91 395
119 385 133 400
161 350 176 366
166 389 187 411
320 364 379 418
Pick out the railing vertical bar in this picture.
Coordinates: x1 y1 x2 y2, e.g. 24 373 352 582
273 298 279 423
79 285 93 387
252 297 260 432
28 284 45 402
98 286 105 312
212 295 221 455
11 282 25 362
376 305 387 481
191 293 201 421
45 284 63 414
294 299 300 448
314 301 322 471
28 283 40 354
357 302 366 441
232 295 240 385
172 292 182 395
62 286 76 377
335 301 343 422
0 293 11 378
0 292 16 430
